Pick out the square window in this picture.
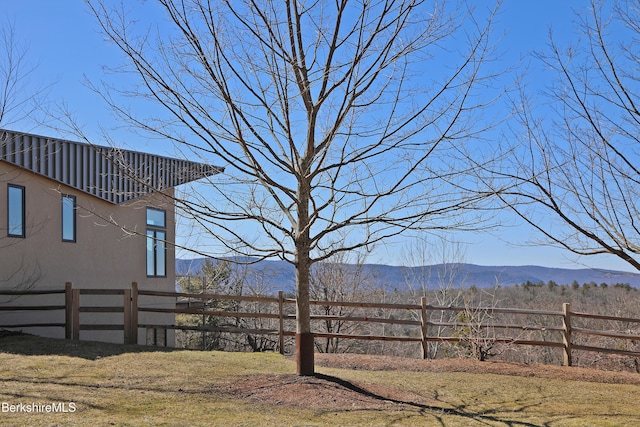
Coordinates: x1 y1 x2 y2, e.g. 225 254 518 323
146 208 166 227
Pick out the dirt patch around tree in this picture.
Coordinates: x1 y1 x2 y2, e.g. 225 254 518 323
216 373 439 411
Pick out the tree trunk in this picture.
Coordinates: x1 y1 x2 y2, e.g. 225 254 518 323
295 179 314 376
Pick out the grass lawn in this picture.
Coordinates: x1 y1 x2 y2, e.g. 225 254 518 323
1 334 639 426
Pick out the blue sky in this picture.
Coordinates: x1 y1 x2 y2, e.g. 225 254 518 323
3 1 636 272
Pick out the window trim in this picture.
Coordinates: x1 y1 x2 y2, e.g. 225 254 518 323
7 184 25 238
61 194 76 242
146 207 167 278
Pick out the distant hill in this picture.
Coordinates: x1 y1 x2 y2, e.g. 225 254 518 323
176 258 640 293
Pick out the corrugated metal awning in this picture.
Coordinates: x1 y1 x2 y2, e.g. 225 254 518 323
0 129 222 204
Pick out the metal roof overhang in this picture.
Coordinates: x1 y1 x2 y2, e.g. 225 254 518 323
0 129 223 204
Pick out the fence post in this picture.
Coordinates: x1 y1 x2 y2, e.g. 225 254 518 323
421 296 429 359
278 290 285 355
562 302 572 366
124 289 132 344
72 289 80 340
65 282 73 339
131 282 139 345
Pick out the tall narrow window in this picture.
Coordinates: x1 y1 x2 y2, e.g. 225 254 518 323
62 194 76 242
146 207 166 277
7 184 25 238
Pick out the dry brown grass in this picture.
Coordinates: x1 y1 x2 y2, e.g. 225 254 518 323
1 332 640 426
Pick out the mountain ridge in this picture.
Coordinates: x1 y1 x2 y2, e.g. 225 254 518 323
176 257 640 293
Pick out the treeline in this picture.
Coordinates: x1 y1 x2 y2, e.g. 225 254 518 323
486 280 638 314
515 280 634 292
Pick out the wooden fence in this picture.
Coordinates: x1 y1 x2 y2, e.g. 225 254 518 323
1 283 640 367
0 283 136 342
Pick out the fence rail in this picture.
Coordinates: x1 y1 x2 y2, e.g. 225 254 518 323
1 284 640 366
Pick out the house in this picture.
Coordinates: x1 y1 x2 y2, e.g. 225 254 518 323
0 129 222 345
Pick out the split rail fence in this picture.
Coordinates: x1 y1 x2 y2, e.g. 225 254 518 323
1 282 640 367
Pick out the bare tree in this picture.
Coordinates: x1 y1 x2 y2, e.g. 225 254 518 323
494 0 640 271
85 0 501 375
310 250 382 354
0 17 46 127
401 236 468 358
452 286 502 361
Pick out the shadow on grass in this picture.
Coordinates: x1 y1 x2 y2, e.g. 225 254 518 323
0 330 178 360
315 373 546 427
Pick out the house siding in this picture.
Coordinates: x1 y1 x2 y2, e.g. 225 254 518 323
0 161 177 345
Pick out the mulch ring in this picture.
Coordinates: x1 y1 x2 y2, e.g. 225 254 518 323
216 372 436 410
